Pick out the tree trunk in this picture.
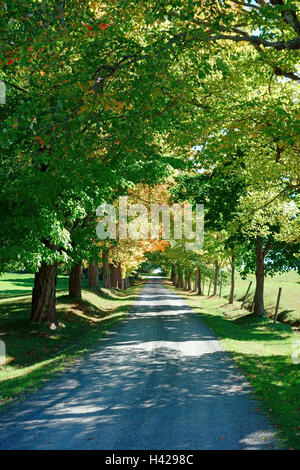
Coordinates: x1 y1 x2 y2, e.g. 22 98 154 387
30 262 58 327
117 264 122 289
253 237 266 316
213 261 219 296
229 253 235 304
185 271 191 291
69 263 82 299
188 272 192 290
194 270 198 292
102 250 111 288
171 265 175 284
177 271 184 289
197 268 202 295
110 264 118 288
88 262 99 289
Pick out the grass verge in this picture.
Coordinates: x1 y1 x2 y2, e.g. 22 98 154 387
165 280 300 450
203 270 300 326
0 272 89 300
0 281 144 409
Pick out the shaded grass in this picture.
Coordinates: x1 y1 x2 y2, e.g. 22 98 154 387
166 280 300 450
0 281 144 409
0 272 89 300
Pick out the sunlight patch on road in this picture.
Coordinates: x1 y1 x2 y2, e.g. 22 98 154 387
239 430 276 449
109 340 223 357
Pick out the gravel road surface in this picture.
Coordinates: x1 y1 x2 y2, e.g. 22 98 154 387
0 277 277 450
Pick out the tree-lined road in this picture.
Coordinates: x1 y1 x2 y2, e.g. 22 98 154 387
0 277 277 450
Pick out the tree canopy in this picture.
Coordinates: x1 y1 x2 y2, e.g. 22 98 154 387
0 0 299 323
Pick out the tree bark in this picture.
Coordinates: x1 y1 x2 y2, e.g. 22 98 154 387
188 273 192 291
253 237 266 316
117 263 123 289
110 264 118 288
102 250 111 288
69 263 82 299
30 262 58 327
174 266 179 287
213 261 219 296
171 265 176 284
185 271 191 291
197 268 202 295
177 271 184 289
88 262 99 289
229 253 235 304
184 273 188 290
193 270 197 292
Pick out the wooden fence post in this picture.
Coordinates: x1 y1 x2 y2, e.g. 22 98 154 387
273 287 282 324
241 281 252 308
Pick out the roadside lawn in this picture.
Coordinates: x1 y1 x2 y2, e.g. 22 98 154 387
0 272 89 300
206 270 300 326
165 280 300 450
0 281 144 409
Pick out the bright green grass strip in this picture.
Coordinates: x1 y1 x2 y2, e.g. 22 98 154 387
0 272 89 299
205 270 300 325
0 281 144 409
166 281 300 450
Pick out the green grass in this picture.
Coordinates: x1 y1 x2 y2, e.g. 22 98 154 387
0 272 89 300
166 280 300 450
0 281 144 409
202 270 300 326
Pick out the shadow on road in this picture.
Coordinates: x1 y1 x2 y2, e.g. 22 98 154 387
0 277 277 450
